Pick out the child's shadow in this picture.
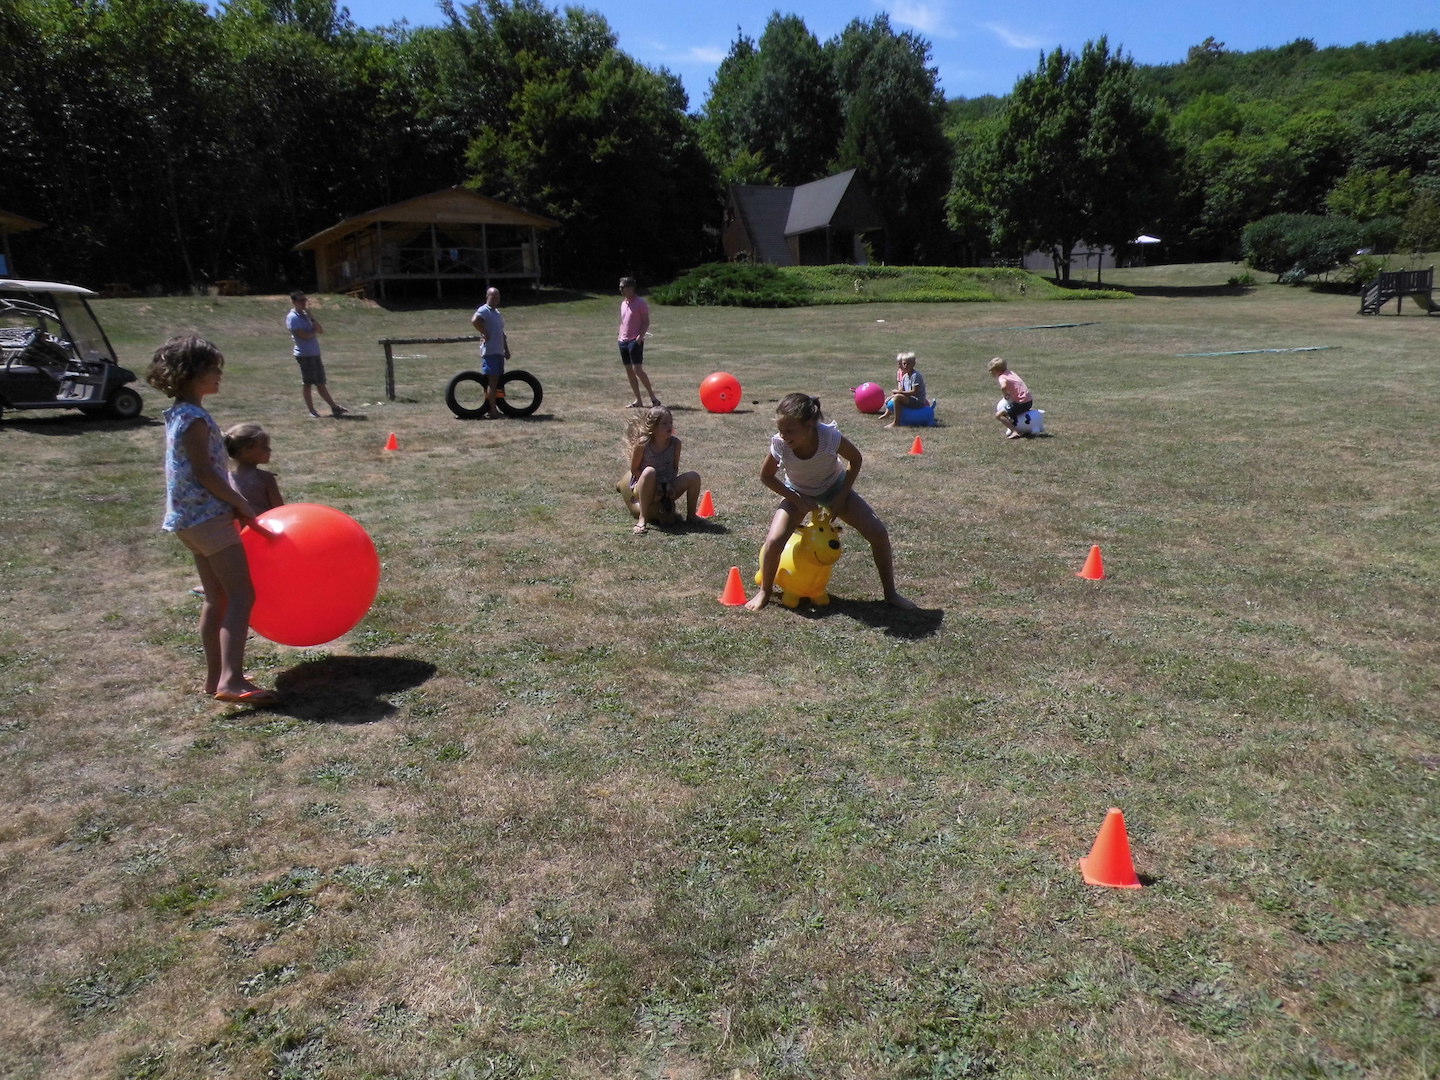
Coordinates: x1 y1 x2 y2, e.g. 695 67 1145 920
271 655 438 723
794 597 944 639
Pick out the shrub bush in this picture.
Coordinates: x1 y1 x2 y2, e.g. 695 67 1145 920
1242 213 1363 281
650 263 810 307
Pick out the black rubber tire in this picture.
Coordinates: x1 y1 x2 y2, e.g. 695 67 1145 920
104 386 143 419
445 369 543 419
496 370 542 417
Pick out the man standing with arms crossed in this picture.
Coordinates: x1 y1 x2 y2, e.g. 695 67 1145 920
618 276 660 408
469 286 510 418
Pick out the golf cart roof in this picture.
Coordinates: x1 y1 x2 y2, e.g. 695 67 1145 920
0 279 99 298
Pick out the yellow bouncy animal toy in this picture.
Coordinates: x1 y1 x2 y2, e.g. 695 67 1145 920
756 511 844 607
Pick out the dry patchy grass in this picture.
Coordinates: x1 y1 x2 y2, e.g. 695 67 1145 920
1 272 1437 1079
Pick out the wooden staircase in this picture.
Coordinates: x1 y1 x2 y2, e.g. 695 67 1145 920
1360 266 1437 314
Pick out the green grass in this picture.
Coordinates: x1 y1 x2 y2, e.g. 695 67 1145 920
0 272 1437 1078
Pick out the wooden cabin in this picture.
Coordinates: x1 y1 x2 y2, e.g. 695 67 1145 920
294 188 558 299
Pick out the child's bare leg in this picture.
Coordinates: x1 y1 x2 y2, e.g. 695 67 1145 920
303 384 319 416
834 492 916 608
199 545 263 695
633 467 657 532
677 471 702 519
746 507 796 610
624 365 644 406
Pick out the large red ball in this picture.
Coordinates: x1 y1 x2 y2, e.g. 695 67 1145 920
240 503 381 647
699 371 742 413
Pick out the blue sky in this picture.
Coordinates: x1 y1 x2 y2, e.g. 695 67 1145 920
340 0 1437 104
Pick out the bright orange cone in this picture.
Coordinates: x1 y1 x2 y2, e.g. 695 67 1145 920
908 436 924 455
383 432 399 451
1079 808 1142 888
697 490 715 518
719 566 747 606
1076 544 1104 579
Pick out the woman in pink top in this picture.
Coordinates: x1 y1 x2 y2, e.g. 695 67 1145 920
617 276 661 408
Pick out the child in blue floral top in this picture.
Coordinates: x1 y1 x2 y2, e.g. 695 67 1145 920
148 335 279 707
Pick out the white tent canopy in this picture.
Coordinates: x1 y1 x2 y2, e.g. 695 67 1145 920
1133 234 1162 244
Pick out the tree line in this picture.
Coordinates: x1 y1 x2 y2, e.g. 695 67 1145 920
3 0 1437 292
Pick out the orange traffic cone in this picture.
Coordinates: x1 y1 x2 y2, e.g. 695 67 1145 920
383 432 399 451
1079 808 1142 888
1076 544 1104 579
697 490 715 518
908 436 924 455
719 566 747 606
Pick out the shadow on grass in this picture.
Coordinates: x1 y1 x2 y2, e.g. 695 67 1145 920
450 412 561 423
1049 277 1255 298
2 414 162 435
790 597 944 639
270 655 439 724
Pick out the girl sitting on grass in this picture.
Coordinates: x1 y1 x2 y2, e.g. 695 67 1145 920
619 404 701 533
746 392 915 611
148 335 279 707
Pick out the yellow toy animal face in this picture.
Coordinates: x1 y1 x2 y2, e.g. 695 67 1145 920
801 516 843 566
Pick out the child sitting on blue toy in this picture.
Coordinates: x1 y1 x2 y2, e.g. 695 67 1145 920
884 351 929 428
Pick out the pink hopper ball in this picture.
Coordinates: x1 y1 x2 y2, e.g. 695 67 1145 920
853 382 886 414
240 503 381 647
700 371 742 413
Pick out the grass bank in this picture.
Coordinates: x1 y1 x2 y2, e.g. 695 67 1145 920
653 262 1134 306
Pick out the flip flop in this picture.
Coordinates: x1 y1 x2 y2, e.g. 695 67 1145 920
626 401 645 408
214 688 282 707
633 522 649 534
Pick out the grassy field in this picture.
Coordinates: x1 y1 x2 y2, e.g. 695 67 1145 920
1 265 1437 1079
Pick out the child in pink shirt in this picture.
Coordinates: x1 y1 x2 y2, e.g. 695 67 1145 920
989 357 1035 439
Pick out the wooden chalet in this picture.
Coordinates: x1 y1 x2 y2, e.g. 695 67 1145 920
294 188 558 299
723 170 882 266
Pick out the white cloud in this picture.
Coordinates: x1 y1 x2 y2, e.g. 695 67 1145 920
984 22 1047 50
888 0 957 39
686 45 729 64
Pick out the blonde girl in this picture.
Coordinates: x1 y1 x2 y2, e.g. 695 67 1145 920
224 422 285 513
746 393 914 611
147 335 279 707
621 405 701 533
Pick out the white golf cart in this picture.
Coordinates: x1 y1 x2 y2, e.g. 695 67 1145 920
0 279 142 420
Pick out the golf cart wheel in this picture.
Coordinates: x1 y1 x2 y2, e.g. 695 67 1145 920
496 370 542 417
105 386 143 419
445 370 494 418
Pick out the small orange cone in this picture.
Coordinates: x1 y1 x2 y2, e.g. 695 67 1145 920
697 490 715 518
383 432 399 451
1076 544 1104 579
908 436 924 455
719 566 747 606
1079 808 1142 888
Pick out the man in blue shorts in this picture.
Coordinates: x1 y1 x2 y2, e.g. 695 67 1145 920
469 286 510 418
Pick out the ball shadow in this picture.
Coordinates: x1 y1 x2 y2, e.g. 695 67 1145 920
272 655 438 724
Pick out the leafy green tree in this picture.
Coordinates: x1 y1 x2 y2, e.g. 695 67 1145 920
742 14 841 186
698 33 771 186
1399 185 1440 251
951 38 1170 281
454 0 716 284
1326 166 1414 222
830 15 952 263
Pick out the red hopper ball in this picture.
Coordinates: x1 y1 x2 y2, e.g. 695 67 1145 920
240 503 381 647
